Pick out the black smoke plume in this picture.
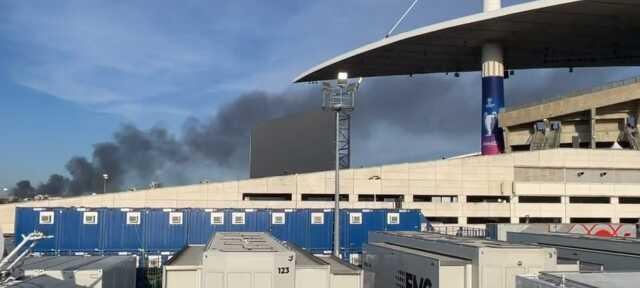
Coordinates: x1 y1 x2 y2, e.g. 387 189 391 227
8 68 624 198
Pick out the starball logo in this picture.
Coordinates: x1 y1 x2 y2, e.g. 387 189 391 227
395 270 433 288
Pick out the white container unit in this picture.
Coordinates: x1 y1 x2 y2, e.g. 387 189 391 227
164 234 363 288
517 271 640 288
163 245 205 288
286 243 362 288
202 232 296 288
366 231 561 288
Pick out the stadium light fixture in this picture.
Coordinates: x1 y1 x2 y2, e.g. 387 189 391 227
321 72 361 258
102 174 109 194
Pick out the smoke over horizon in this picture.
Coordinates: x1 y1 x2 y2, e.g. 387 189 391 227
7 68 627 198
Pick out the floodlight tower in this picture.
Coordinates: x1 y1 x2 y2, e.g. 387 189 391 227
481 0 505 155
102 174 109 194
322 72 361 257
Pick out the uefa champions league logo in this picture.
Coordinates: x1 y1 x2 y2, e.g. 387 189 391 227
484 98 497 137
484 112 497 137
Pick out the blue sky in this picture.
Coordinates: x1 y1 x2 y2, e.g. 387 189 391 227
0 0 637 190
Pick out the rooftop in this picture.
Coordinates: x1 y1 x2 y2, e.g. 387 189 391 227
165 245 205 267
19 256 134 271
295 0 640 82
207 232 290 253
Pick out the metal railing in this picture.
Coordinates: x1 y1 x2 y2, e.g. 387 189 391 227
428 226 487 239
505 75 640 112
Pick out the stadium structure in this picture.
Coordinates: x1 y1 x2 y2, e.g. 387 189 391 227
3 0 640 234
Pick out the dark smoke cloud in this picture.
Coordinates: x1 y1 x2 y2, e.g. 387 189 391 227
11 180 36 199
36 174 69 197
183 90 316 165
9 68 629 198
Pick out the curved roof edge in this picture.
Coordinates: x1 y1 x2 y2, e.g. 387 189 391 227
294 0 582 83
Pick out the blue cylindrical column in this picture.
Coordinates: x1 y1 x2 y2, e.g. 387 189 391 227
481 43 505 155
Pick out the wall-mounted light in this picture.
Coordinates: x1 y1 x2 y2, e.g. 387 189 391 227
600 172 608 177
577 171 585 177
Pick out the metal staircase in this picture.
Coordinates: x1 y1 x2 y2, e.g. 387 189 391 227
530 121 562 151
624 125 640 150
545 121 562 149
623 116 640 150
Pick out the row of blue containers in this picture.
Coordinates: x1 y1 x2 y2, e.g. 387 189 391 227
15 207 423 258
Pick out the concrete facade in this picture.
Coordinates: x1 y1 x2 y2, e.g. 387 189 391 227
500 76 640 151
2 149 640 234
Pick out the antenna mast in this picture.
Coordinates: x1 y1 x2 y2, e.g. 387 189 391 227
385 0 420 38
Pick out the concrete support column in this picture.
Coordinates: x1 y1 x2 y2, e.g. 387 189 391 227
510 196 519 224
562 195 570 223
611 196 619 204
481 43 505 155
590 108 597 149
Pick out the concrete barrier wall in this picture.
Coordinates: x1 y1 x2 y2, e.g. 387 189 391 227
2 149 640 234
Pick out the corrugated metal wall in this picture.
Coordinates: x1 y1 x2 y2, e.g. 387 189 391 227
15 207 422 261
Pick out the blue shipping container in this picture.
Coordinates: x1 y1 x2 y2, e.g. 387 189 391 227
143 209 188 252
292 209 334 254
14 207 60 253
266 209 297 243
14 207 423 257
57 208 103 252
340 209 386 253
101 208 145 252
384 209 423 231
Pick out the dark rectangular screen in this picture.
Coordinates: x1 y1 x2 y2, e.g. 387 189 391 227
250 110 335 178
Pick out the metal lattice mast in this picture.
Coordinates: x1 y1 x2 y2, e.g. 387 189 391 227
322 73 361 257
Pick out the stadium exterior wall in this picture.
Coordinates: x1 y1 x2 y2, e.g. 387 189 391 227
2 149 640 234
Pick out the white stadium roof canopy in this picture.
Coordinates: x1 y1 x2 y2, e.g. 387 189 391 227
295 0 640 82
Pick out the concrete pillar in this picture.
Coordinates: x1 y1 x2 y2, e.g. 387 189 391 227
510 196 519 224
562 195 570 223
481 43 505 155
503 127 512 153
590 108 597 149
611 196 619 204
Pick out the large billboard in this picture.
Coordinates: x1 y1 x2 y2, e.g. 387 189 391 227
250 110 336 178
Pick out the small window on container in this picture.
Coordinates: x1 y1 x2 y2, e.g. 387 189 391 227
211 212 224 225
147 255 162 268
39 211 54 225
387 213 400 225
272 212 285 225
83 211 98 225
169 212 183 225
311 212 324 225
232 212 245 225
126 212 141 225
349 212 362 225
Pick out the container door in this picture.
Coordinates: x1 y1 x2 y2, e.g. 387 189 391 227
144 209 187 252
268 209 295 243
58 208 102 252
101 208 145 252
306 210 334 254
186 208 211 245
